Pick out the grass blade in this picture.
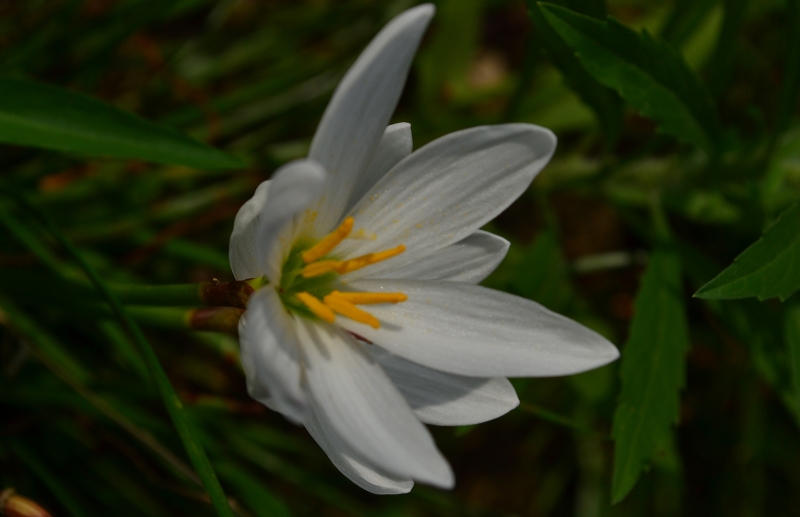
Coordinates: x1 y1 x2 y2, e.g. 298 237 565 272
4 194 235 517
0 77 243 169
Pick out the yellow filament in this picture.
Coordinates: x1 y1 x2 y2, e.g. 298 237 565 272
329 291 407 304
296 292 335 323
335 245 406 275
323 294 380 329
301 259 342 278
302 217 354 263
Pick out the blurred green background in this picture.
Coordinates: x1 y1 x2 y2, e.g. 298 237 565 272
2 0 800 515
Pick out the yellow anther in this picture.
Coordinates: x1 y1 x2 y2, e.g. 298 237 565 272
323 294 380 329
302 217 354 263
335 244 406 275
296 292 335 323
301 260 343 278
329 291 407 304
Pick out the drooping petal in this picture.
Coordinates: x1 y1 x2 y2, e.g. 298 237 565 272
308 5 434 235
344 123 413 216
305 404 413 494
239 287 307 424
337 279 619 378
229 180 270 280
369 347 519 426
296 319 453 488
253 159 327 281
338 124 556 280
367 230 509 284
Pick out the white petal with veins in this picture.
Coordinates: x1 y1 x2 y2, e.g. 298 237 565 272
297 319 453 487
305 404 413 494
370 347 519 426
252 159 326 281
309 5 434 236
344 122 413 216
338 279 619 378
338 124 556 280
239 287 307 424
229 180 270 281
370 230 509 284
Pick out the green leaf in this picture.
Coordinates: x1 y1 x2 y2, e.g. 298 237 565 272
612 249 689 503
0 77 243 169
695 201 800 301
527 1 624 144
540 3 721 153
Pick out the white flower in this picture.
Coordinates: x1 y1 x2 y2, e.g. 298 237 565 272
229 4 619 494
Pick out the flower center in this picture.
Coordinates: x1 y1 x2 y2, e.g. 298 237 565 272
276 216 407 329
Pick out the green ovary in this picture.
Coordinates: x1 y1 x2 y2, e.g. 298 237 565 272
275 238 337 320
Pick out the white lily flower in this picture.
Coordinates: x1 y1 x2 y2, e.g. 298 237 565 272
229 4 619 494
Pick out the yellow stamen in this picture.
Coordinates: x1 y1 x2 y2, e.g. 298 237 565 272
323 294 380 329
301 259 342 278
296 292 335 323
335 245 406 275
302 217 354 263
328 291 407 304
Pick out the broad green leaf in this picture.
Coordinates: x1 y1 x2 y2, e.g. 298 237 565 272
0 77 243 169
785 304 800 410
612 249 689 503
540 4 721 153
527 1 624 144
695 201 800 301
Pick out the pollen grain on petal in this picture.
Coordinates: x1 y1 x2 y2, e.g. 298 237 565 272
336 244 406 275
329 290 407 304
301 259 342 278
296 292 335 323
323 294 380 329
302 217 354 263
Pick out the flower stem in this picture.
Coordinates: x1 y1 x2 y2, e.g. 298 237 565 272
112 280 254 309
128 306 244 334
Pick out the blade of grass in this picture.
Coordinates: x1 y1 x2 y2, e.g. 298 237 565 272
3 191 234 517
519 402 606 437
0 296 201 486
8 438 91 517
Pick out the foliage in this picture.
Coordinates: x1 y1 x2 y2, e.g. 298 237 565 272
1 0 799 516
611 249 689 503
695 201 800 301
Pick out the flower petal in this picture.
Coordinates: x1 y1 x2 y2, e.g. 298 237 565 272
239 287 307 424
369 347 519 426
305 404 413 494
296 319 453 488
253 159 327 281
367 230 509 283
338 279 620 377
344 122 413 216
308 5 434 235
229 180 270 280
338 124 556 280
